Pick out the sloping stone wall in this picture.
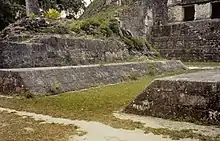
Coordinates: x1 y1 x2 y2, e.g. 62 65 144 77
0 60 185 95
0 36 132 68
124 69 220 125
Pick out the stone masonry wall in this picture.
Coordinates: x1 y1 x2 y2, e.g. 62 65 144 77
124 69 220 125
150 0 220 61
151 19 220 61
0 60 185 95
0 35 133 68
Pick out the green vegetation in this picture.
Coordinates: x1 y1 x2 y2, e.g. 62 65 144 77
28 12 37 19
69 6 120 37
0 72 189 127
1 70 219 140
44 8 60 20
0 111 78 141
68 5 160 57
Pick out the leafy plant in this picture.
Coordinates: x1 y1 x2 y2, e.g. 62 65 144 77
28 12 37 19
44 8 60 20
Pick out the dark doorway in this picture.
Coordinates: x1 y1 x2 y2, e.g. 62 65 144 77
211 2 220 19
184 5 195 21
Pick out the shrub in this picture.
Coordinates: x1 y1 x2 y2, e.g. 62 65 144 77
69 21 82 34
109 19 120 35
44 9 60 20
99 23 113 37
28 12 37 19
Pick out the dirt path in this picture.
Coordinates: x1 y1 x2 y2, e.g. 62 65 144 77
114 112 220 137
0 107 198 141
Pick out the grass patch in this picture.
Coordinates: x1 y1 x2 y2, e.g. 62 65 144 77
0 111 78 141
0 70 218 140
69 5 121 37
0 71 188 129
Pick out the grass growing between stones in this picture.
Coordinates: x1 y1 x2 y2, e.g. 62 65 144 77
0 70 219 141
0 111 78 141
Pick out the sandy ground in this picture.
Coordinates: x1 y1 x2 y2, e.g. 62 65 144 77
0 107 202 141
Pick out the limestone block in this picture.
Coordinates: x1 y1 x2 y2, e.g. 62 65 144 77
168 6 184 22
195 3 211 20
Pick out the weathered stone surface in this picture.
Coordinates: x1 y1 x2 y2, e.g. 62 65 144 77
150 0 220 61
124 69 220 125
195 3 211 20
0 35 145 68
151 19 220 61
0 60 185 95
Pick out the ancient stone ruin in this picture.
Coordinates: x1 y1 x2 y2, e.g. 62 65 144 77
0 0 220 126
152 0 220 61
0 17 185 95
101 0 220 61
124 69 220 125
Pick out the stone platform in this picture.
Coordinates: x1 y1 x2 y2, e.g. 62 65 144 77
124 69 220 125
0 60 185 95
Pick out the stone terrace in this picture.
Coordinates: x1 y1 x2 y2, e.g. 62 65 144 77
0 60 185 95
124 69 220 125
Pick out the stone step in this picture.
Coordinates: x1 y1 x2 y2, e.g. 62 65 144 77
0 60 185 95
124 69 220 125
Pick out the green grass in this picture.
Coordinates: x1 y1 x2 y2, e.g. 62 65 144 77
0 111 78 141
0 71 187 129
0 70 219 140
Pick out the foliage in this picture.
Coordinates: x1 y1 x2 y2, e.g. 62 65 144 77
0 0 25 30
0 71 189 128
39 0 85 18
28 12 38 19
44 8 60 19
69 4 160 57
69 6 120 37
0 0 85 30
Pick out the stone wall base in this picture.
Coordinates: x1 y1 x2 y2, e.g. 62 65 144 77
0 60 185 95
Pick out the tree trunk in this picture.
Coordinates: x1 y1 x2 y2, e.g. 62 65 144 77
25 0 40 16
